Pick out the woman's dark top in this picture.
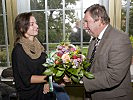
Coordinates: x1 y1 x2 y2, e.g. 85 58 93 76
12 43 55 100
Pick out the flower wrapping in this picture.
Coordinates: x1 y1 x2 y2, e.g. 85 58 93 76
42 42 94 84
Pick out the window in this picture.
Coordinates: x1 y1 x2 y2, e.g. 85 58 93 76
121 0 133 35
0 0 10 67
29 0 92 53
1 0 126 67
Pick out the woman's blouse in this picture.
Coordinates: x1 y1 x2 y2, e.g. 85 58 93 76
12 43 54 100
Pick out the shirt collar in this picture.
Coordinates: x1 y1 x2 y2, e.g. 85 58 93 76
98 24 108 40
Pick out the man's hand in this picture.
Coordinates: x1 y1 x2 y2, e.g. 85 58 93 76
63 75 72 83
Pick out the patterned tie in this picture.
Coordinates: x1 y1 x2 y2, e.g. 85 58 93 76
87 38 100 71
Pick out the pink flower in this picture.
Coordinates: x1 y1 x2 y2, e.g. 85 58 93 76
70 47 76 51
61 53 70 63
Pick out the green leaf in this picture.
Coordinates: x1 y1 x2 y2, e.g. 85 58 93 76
54 73 65 82
53 69 58 75
65 64 71 69
57 67 65 71
73 67 82 76
84 63 91 70
78 70 84 77
42 68 53 76
56 70 64 77
72 69 79 76
71 76 79 83
84 71 95 79
53 75 62 82
67 68 74 74
67 67 82 76
42 63 49 67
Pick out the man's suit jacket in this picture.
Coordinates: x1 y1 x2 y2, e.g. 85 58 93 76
83 25 133 100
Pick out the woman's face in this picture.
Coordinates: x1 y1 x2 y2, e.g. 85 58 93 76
25 16 38 39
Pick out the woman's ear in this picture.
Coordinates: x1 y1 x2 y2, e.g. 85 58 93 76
20 28 23 32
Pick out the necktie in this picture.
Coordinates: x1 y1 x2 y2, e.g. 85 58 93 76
87 38 100 71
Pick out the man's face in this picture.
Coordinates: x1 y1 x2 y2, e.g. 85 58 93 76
83 12 100 37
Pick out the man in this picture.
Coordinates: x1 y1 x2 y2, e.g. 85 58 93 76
83 4 133 100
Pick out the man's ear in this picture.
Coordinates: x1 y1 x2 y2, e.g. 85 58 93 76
97 18 103 26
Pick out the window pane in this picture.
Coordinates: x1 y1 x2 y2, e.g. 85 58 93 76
0 16 5 45
48 10 63 43
0 15 7 67
65 10 80 43
48 0 63 9
121 0 126 32
0 0 2 13
30 0 45 10
32 11 46 43
65 10 90 44
65 0 81 9
49 43 58 51
69 25 90 44
121 0 133 36
129 1 133 35
0 48 7 67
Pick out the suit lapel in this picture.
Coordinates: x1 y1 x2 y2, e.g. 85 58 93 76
93 25 113 64
87 38 96 59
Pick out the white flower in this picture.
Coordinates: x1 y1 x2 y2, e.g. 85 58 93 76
79 80 83 84
72 65 77 69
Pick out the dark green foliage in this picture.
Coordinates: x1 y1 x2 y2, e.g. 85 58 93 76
69 27 91 43
121 0 133 36
30 0 80 43
129 2 133 35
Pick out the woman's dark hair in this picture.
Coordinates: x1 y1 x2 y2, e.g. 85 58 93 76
84 4 110 24
14 12 32 43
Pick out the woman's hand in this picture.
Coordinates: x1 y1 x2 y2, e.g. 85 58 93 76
43 83 50 94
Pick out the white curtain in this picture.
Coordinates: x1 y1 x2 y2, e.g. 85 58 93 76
17 0 30 14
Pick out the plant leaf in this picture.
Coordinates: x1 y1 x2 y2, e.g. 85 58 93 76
72 67 82 76
71 76 79 83
42 68 53 76
78 70 84 77
42 63 49 67
56 70 64 77
57 67 65 71
84 71 95 79
67 68 74 74
84 62 91 70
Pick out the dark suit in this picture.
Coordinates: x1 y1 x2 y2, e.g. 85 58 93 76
83 25 133 100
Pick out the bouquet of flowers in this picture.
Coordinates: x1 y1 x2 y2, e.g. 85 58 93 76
42 42 94 84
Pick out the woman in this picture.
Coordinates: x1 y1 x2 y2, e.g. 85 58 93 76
12 12 56 100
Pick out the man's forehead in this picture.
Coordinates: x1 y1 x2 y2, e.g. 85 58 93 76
85 12 91 16
84 12 92 20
